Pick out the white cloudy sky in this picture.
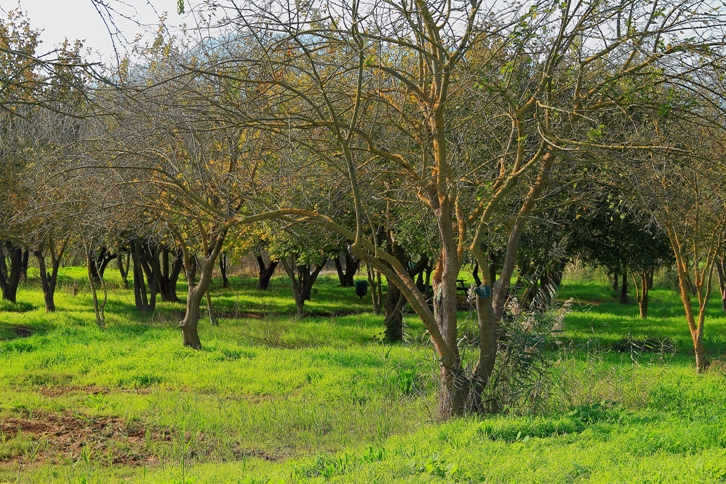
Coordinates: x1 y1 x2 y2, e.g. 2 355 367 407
2 0 189 62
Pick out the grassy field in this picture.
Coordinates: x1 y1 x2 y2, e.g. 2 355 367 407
1 266 725 483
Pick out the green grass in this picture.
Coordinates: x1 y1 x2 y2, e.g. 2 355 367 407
1 266 726 482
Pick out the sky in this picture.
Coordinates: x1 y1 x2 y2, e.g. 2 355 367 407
1 0 189 63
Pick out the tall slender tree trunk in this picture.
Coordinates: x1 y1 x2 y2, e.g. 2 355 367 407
82 239 107 329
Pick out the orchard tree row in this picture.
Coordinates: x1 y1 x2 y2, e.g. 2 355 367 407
2 0 726 418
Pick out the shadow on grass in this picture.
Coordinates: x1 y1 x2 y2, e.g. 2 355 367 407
561 283 726 356
0 321 53 341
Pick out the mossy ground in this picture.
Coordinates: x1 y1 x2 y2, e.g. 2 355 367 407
1 266 725 482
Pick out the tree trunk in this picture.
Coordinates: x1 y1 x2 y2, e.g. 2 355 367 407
334 252 360 287
432 209 469 417
383 282 404 341
160 246 183 302
117 249 131 289
181 289 204 348
34 241 65 313
83 241 107 329
300 259 327 301
138 241 161 313
0 243 23 303
131 240 149 312
334 257 346 286
612 269 619 292
633 271 649 318
37 253 57 312
716 257 726 312
179 231 227 349
256 255 278 290
474 290 498 412
206 290 218 326
669 234 710 374
281 256 305 316
219 252 229 288
89 247 116 283
19 249 29 282
367 265 383 315
472 261 481 287
694 334 709 374
620 272 628 303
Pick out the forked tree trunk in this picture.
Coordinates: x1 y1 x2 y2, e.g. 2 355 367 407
34 238 67 313
281 257 305 316
334 252 360 287
256 254 278 290
300 260 327 301
632 271 649 318
89 246 116 284
117 249 131 288
138 241 167 313
280 255 327 315
160 246 183 302
0 242 23 303
668 227 710 374
178 231 227 349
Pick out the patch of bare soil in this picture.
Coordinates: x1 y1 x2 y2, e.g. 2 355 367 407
0 410 283 468
0 411 169 467
37 385 152 398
